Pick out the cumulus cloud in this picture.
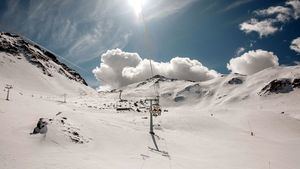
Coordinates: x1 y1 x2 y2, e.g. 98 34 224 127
239 19 278 38
290 37 300 53
227 49 279 75
93 49 219 89
240 0 300 37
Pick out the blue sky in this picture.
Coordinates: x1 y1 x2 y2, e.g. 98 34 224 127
0 0 299 88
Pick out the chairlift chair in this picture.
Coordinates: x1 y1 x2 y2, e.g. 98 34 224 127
150 96 162 116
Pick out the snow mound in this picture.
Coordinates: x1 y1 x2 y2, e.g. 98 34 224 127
49 116 90 144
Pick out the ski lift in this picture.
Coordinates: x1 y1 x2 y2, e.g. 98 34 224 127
115 100 132 111
116 90 132 111
151 96 161 116
118 90 126 102
4 84 13 101
146 95 161 116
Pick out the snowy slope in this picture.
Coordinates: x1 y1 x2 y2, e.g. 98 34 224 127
1 33 300 169
120 66 300 107
0 32 92 95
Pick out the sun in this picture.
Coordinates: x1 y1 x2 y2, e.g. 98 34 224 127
128 0 144 16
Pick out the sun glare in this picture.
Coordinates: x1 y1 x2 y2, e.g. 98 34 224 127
128 0 144 16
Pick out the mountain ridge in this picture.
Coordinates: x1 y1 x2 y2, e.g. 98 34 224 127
0 32 87 86
115 65 300 106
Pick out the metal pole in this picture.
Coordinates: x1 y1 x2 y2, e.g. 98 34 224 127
150 132 159 151
149 100 154 135
149 99 160 151
63 94 66 103
119 90 122 101
6 88 9 101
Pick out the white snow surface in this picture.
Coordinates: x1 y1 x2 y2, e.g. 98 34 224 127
0 52 93 96
1 51 300 169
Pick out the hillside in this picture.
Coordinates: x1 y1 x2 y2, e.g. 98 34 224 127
1 34 300 169
0 32 91 95
119 66 300 107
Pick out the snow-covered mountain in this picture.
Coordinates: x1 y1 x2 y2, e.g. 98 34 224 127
0 32 91 95
1 33 300 169
119 66 300 107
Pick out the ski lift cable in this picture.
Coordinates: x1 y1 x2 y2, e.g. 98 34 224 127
22 38 109 84
140 10 159 96
140 11 154 77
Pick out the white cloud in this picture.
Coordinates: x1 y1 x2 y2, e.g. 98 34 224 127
290 37 300 53
227 49 279 75
239 19 278 38
236 47 246 56
93 49 219 89
240 0 300 37
255 6 291 16
286 0 300 19
254 6 292 22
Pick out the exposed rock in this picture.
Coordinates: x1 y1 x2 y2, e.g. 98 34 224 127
228 77 243 85
174 96 185 102
136 81 147 87
161 92 172 98
293 78 300 88
259 79 294 96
